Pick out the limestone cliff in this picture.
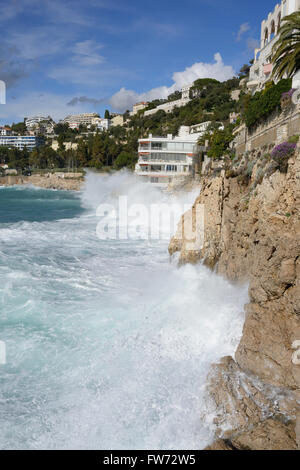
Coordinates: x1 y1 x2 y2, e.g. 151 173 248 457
169 152 300 450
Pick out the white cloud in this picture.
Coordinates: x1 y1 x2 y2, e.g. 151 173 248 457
109 53 235 112
6 27 73 60
236 23 250 41
72 40 105 66
247 37 260 51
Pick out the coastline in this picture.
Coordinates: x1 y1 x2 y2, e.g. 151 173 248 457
169 151 300 450
0 173 84 191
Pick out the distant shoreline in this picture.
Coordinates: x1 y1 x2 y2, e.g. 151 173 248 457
0 173 85 191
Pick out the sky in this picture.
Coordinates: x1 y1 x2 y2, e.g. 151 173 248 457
0 0 279 125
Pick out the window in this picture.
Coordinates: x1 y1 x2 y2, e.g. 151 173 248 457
277 13 281 33
152 142 163 150
270 20 275 40
264 28 269 46
139 143 149 150
147 153 188 162
166 165 177 172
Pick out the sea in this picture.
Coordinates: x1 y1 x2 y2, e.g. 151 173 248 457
0 171 248 450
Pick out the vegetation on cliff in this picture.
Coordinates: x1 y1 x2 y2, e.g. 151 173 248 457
244 78 292 128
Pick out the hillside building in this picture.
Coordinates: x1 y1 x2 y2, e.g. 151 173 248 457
144 84 193 117
25 116 53 128
135 126 205 186
110 114 124 127
62 113 100 127
248 0 300 93
91 117 111 131
130 102 149 116
0 135 44 151
0 126 12 136
189 121 224 135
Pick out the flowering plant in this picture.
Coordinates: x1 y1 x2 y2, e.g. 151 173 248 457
281 88 296 99
271 142 296 172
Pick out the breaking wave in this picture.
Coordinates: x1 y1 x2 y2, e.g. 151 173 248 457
0 171 248 449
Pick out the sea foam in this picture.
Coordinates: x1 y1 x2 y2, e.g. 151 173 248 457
0 172 248 449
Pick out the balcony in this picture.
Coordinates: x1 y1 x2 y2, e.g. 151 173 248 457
135 170 189 177
263 63 273 75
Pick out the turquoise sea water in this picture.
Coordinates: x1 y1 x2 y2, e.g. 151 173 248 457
0 172 248 450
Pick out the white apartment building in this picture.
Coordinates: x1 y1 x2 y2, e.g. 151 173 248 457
135 126 204 186
189 121 224 135
92 117 111 131
68 122 80 130
248 0 300 93
62 113 100 127
25 115 53 128
0 135 44 151
144 84 193 117
0 126 12 136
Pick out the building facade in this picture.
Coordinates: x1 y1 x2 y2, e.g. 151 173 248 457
62 113 100 127
135 126 204 186
0 126 12 136
189 121 224 135
0 135 44 151
144 84 192 117
248 0 300 93
25 116 53 128
131 102 149 116
110 114 124 127
97 118 111 131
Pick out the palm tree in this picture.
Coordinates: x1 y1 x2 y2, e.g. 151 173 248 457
272 11 300 81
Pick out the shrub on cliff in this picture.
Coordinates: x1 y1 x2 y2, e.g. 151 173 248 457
271 141 297 172
244 79 292 129
202 124 235 160
288 134 300 143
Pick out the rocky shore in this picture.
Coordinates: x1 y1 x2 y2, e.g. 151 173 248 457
169 152 300 450
0 173 84 191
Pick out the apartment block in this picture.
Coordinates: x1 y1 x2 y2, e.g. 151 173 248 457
0 135 44 151
62 113 100 127
144 84 193 117
248 0 300 93
135 126 205 186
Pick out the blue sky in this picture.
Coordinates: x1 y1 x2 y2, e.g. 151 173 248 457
0 0 278 124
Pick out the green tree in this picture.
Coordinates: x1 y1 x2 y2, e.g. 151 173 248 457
8 147 29 169
200 124 235 160
167 90 182 102
76 139 89 167
11 121 26 134
91 132 105 168
238 63 251 78
0 146 9 163
113 151 136 170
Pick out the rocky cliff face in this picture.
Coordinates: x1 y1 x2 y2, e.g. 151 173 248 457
169 153 300 450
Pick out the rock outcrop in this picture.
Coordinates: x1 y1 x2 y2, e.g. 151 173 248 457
169 152 300 449
0 173 84 191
